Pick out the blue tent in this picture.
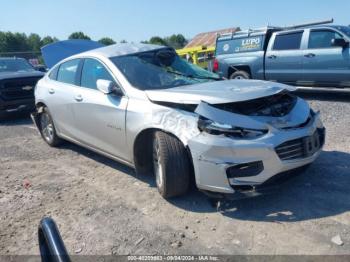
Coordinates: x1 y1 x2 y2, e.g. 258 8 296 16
41 39 104 68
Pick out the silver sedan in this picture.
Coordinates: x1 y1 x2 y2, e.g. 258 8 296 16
32 43 325 198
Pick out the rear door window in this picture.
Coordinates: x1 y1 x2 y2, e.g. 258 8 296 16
308 30 343 49
57 59 80 85
80 58 115 90
273 32 303 50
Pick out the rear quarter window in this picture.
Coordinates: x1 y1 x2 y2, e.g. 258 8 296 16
48 65 59 80
216 35 264 56
56 59 81 85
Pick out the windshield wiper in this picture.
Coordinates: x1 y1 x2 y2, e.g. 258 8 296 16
165 69 221 81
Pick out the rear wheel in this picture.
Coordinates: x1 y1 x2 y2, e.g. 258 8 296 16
153 131 190 198
39 107 62 147
230 70 250 80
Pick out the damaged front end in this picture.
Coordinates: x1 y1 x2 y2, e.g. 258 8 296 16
166 90 325 197
146 80 324 197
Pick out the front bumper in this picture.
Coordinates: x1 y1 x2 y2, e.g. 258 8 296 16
0 97 35 115
188 113 325 195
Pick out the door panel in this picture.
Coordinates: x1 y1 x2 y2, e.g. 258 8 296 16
71 89 128 160
71 58 129 160
45 59 81 137
265 50 304 83
302 29 350 86
45 81 77 137
265 31 304 83
302 48 350 85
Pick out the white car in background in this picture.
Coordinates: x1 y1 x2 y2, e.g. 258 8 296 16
32 42 325 198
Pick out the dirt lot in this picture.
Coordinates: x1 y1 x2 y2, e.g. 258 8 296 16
1 90 350 255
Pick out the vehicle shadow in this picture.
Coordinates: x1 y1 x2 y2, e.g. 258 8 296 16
170 150 350 222
57 141 350 223
0 113 33 126
58 142 156 187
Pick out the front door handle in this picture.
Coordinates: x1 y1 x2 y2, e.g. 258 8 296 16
48 88 55 94
74 94 83 102
267 55 277 59
305 53 316 58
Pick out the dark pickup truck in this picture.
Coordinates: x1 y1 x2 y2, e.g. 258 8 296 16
213 19 350 88
0 57 44 118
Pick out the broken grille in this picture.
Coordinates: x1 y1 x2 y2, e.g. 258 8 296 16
275 128 325 161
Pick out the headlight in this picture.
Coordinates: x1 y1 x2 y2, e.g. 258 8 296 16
198 117 268 139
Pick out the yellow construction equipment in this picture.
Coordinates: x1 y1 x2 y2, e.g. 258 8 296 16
176 46 215 69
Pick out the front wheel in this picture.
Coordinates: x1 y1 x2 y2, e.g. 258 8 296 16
153 131 190 198
39 107 62 147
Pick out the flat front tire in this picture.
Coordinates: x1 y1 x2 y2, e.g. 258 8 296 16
153 131 190 198
39 107 62 147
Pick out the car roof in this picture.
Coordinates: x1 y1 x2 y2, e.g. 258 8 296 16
79 43 167 58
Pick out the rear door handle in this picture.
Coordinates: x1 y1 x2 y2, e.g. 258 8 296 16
305 53 316 58
74 94 83 102
267 55 277 59
48 88 55 94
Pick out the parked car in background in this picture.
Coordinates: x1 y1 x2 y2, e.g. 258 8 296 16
214 19 350 88
0 57 44 118
32 42 325 199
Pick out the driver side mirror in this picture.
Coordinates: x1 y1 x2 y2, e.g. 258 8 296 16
96 79 123 96
332 38 348 48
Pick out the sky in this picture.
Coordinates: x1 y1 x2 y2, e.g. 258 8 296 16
1 0 349 42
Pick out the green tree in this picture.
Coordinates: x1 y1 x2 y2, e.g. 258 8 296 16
68 32 91 40
120 39 128 43
98 37 116 45
0 31 6 52
40 36 58 47
27 33 41 51
143 34 188 48
165 34 187 49
0 32 30 52
148 36 168 46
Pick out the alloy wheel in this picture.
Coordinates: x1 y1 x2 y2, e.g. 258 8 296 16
153 140 163 189
40 112 54 143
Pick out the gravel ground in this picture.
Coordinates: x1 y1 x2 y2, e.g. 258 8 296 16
0 90 350 255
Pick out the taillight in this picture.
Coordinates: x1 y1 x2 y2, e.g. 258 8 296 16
213 59 219 72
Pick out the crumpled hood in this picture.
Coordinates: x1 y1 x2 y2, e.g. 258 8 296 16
146 79 296 104
0 71 44 80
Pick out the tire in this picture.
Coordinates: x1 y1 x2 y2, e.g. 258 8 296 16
230 70 250 80
38 107 62 147
153 131 190 198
